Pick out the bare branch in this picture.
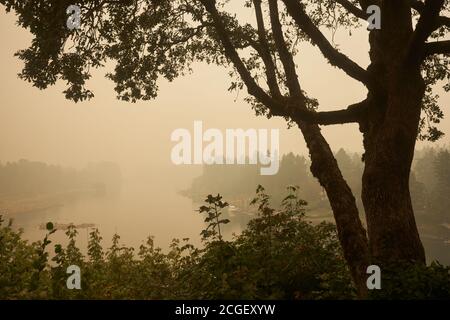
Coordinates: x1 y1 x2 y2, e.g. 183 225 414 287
409 0 425 12
424 40 450 56
335 0 367 20
293 100 368 125
281 0 370 85
200 0 285 115
437 15 450 29
268 0 303 98
357 0 378 11
200 0 366 125
253 0 283 99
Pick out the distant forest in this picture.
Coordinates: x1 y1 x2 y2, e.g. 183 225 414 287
186 147 450 224
0 160 122 197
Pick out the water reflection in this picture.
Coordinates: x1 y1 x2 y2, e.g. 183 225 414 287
7 179 205 252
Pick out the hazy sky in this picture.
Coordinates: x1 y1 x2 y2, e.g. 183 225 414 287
1 7 449 180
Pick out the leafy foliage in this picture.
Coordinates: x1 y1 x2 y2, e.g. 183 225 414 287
3 0 446 136
369 262 450 300
1 184 449 300
0 187 354 300
198 194 230 242
419 55 449 141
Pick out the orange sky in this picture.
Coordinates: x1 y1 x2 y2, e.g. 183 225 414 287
1 7 448 179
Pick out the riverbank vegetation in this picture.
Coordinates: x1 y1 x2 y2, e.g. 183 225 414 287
1 186 449 300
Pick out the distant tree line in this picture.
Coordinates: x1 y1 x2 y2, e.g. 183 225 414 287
412 147 450 223
187 147 450 223
0 160 122 197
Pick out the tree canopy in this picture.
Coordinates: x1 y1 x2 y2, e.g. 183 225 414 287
2 0 450 297
1 0 448 139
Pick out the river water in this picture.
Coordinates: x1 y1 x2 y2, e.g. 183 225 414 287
7 178 449 265
7 179 213 252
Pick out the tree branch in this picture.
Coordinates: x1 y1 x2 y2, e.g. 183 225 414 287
409 0 425 12
253 0 283 99
437 15 450 29
358 0 378 11
200 0 286 115
281 0 369 85
409 0 449 32
335 0 367 20
408 0 446 65
268 0 303 98
200 0 365 125
424 40 450 56
293 100 368 125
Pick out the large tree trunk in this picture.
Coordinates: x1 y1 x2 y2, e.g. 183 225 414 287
296 121 370 297
362 77 426 265
361 0 426 266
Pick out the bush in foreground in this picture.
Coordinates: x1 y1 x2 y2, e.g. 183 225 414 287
0 186 449 300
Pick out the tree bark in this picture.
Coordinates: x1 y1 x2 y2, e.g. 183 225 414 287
205 0 428 296
295 120 370 298
361 0 426 266
362 77 426 265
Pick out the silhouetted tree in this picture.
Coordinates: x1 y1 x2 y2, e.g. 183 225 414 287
2 0 450 296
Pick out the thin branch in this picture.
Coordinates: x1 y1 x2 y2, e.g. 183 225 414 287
357 0 378 11
253 0 283 99
200 0 366 125
200 0 285 115
268 0 302 98
335 0 367 20
281 0 369 85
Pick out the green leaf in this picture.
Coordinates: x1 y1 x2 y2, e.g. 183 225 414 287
46 222 54 231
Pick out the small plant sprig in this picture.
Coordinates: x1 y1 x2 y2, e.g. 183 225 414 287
30 222 56 291
198 194 230 242
281 185 307 217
